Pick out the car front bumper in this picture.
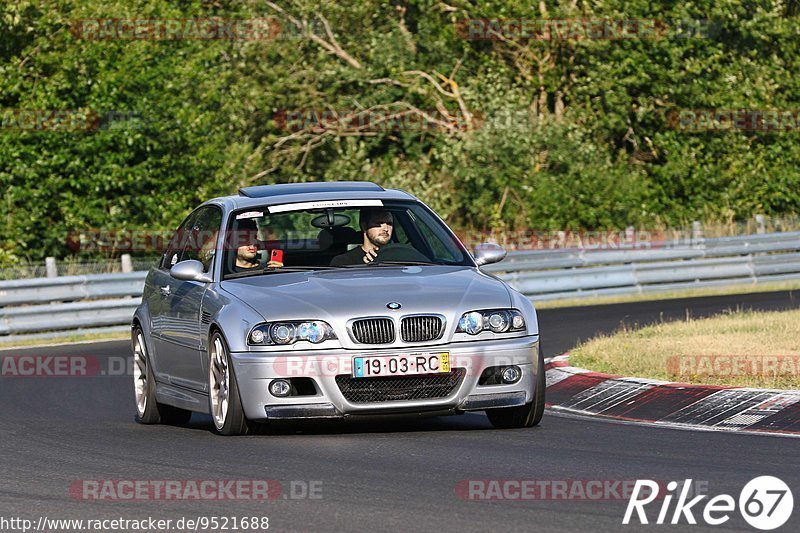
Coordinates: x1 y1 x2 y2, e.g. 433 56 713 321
230 335 540 421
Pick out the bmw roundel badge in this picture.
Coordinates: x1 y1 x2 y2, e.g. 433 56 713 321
387 302 402 310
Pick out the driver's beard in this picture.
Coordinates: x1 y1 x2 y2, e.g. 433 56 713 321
368 234 391 247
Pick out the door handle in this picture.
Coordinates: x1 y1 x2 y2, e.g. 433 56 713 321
160 285 171 296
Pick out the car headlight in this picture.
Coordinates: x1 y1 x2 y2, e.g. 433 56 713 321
248 320 337 345
456 309 526 335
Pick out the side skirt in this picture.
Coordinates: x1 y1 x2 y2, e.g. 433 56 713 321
155 381 210 414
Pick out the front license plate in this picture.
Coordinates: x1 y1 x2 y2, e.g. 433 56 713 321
353 353 450 378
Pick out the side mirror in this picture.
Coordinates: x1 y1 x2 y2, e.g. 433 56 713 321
473 243 507 266
170 260 213 283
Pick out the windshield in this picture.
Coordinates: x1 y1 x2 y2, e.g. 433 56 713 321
221 200 473 278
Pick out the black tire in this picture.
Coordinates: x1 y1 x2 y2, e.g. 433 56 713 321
486 344 546 429
133 326 193 426
208 331 254 436
133 326 162 424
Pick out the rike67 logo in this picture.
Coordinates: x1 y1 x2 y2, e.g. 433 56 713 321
624 476 794 530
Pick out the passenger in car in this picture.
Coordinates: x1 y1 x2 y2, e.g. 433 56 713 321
233 218 284 271
199 230 219 271
330 208 393 266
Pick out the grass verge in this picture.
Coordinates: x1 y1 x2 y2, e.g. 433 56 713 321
570 309 800 389
0 330 129 350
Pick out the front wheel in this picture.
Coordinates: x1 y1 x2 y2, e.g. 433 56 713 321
133 326 193 426
133 326 160 424
486 344 546 429
208 331 254 436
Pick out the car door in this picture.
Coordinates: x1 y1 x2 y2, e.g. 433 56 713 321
148 210 197 381
155 206 222 391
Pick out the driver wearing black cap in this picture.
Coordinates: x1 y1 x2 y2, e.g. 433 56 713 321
330 208 393 266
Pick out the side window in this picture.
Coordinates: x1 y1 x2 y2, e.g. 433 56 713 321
182 207 223 273
160 211 197 270
412 210 462 262
391 211 409 244
159 207 222 272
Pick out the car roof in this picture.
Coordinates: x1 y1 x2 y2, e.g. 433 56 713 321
240 181 385 198
201 181 418 212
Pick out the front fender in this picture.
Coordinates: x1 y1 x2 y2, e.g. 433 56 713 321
132 303 160 374
508 288 539 337
203 286 267 354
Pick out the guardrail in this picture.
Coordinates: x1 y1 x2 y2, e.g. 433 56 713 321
1 231 799 338
0 272 146 337
484 230 800 300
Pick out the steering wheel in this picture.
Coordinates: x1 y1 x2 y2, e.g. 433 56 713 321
373 243 431 263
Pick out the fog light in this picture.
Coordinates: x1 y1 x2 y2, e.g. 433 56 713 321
269 379 292 397
502 366 521 384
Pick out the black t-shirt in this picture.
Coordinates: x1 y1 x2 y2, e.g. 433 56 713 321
330 246 367 266
232 260 261 273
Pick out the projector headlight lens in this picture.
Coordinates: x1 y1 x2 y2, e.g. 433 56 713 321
458 312 484 335
297 321 330 344
456 309 526 335
271 323 295 344
488 311 510 333
248 320 336 346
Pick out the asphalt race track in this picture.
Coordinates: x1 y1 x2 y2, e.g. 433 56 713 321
1 291 799 532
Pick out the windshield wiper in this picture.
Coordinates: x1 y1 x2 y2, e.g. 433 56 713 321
333 261 437 268
373 261 438 266
225 266 338 279
330 263 367 268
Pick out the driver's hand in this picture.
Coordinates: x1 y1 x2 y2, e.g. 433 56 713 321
267 260 284 268
363 247 379 263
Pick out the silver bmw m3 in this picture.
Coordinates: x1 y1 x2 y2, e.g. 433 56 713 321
132 181 543 435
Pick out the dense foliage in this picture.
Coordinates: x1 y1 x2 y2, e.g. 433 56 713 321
2 0 799 262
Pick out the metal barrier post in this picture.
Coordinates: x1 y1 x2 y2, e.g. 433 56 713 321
692 221 704 247
45 257 57 278
121 254 133 273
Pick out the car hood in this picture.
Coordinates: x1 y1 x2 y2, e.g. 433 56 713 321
219 265 512 323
